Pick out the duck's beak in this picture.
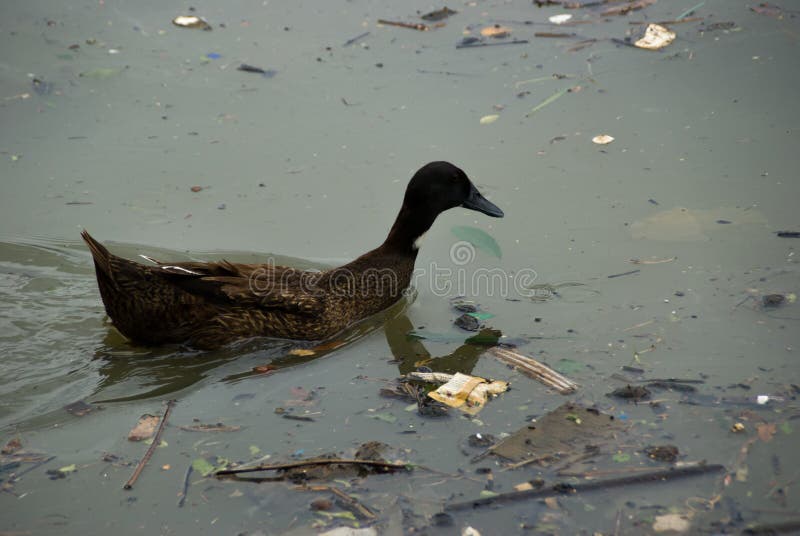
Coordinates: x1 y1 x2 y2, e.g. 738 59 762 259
462 183 504 218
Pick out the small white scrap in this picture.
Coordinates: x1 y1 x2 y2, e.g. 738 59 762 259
549 14 573 25
634 23 676 51
172 15 211 30
757 395 770 405
480 114 499 125
592 134 615 145
653 513 691 533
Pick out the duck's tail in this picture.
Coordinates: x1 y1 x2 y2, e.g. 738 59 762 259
81 229 114 281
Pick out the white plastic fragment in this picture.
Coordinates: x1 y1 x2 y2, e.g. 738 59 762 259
634 23 676 50
172 15 211 30
592 134 615 145
549 14 573 24
426 372 509 415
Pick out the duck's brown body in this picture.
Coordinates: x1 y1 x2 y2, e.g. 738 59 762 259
82 161 503 349
83 231 417 349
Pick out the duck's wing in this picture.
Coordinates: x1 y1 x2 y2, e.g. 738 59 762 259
155 259 326 316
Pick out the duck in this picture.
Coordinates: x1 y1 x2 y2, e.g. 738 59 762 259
82 161 504 349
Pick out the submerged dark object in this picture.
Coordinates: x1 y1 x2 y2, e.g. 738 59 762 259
644 445 679 462
421 7 457 21
32 78 54 96
454 313 481 331
762 293 786 308
237 64 277 77
609 385 651 401
82 162 503 349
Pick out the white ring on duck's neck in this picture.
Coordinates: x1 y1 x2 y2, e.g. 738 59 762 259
412 231 427 251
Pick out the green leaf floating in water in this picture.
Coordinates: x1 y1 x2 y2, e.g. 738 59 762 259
467 311 495 320
79 67 123 80
451 226 502 258
191 457 215 476
555 358 584 375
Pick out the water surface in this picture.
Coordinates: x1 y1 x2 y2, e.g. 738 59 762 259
1 0 798 534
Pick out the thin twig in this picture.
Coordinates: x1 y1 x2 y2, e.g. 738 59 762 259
608 269 640 279
10 455 56 482
558 465 681 478
446 464 725 511
215 458 409 477
343 31 370 46
457 39 529 49
177 465 193 507
502 453 558 471
124 399 176 490
628 16 704 25
377 19 428 31
330 486 377 519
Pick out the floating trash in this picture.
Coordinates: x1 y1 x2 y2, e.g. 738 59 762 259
480 25 511 38
237 64 278 78
172 15 212 31
479 114 499 125
592 134 615 145
634 23 675 50
423 372 508 415
549 14 573 24
421 7 457 21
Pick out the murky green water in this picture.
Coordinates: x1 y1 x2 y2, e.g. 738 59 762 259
2 1 799 534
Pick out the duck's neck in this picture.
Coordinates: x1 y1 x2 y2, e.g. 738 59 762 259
380 204 438 256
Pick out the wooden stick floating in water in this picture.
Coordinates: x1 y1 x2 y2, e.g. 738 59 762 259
457 39 529 49
216 458 410 477
377 19 429 31
446 464 725 511
488 347 578 394
124 399 176 490
343 31 370 46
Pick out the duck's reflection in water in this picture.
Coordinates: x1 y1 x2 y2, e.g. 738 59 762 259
90 308 499 403
383 313 499 376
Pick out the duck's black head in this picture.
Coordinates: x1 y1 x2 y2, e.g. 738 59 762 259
404 161 504 219
383 161 503 253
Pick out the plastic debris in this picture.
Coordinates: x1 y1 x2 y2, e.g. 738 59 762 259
549 14 573 24
172 15 211 30
421 7 457 21
592 134 615 145
634 24 676 50
480 114 499 125
480 25 511 38
128 414 159 441
237 64 278 77
419 372 508 415
481 403 622 463
653 513 692 533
